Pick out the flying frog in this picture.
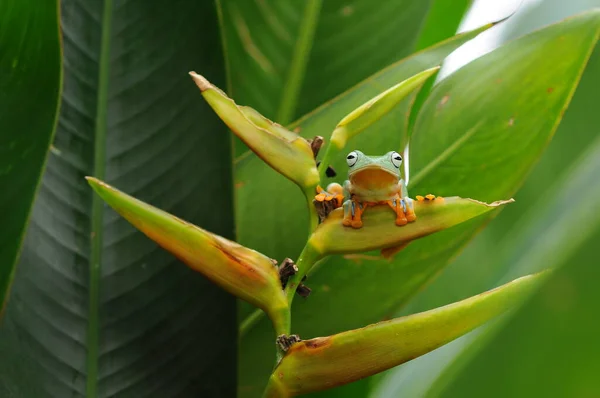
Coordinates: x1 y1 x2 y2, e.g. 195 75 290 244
315 150 416 229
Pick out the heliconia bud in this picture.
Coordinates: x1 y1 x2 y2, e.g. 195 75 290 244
189 72 319 191
86 177 290 335
330 66 440 149
316 67 440 180
264 272 544 397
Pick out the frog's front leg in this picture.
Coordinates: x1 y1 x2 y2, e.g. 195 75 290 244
343 199 366 229
387 196 408 226
402 197 416 222
398 179 417 222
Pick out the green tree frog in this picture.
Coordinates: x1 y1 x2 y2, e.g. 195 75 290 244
316 150 417 229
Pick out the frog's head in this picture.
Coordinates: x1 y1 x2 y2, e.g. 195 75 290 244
346 150 402 188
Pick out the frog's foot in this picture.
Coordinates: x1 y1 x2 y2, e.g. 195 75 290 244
388 198 407 226
314 184 344 208
403 197 417 222
416 194 437 201
343 200 365 228
314 185 345 223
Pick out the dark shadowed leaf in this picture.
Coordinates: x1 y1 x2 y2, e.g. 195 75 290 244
0 1 237 397
0 0 61 317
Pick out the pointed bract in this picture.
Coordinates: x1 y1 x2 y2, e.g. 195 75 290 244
86 177 289 334
309 197 513 256
190 72 319 190
265 272 544 397
331 67 440 148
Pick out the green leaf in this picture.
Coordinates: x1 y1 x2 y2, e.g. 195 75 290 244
0 1 237 397
86 177 289 335
373 57 600 397
239 12 598 396
264 272 543 397
435 229 600 397
219 0 436 154
0 0 61 317
414 0 474 51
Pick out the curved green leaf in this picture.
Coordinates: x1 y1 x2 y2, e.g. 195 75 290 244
375 80 600 398
265 272 542 397
239 12 599 397
0 1 237 397
0 0 61 317
435 230 600 397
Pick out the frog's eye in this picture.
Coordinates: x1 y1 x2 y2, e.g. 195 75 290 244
346 151 358 167
391 151 402 168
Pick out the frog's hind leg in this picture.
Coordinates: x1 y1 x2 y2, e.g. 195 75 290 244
388 197 407 226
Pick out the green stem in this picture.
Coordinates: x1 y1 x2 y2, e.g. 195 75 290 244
303 185 319 233
263 374 290 398
284 243 323 310
317 144 333 182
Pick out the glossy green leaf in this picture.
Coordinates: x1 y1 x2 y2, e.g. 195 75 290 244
264 272 542 397
0 0 61 316
374 44 600 397
436 229 600 397
372 4 600 397
86 177 289 335
0 1 237 397
239 12 598 397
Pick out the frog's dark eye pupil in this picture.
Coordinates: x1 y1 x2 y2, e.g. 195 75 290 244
346 151 359 166
391 152 402 168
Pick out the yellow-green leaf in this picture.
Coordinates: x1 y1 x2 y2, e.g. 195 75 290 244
190 72 319 191
309 197 511 256
265 272 543 397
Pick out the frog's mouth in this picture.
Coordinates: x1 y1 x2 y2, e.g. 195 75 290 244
349 165 398 191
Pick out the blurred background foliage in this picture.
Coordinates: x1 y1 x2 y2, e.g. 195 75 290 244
371 0 600 397
1 0 598 397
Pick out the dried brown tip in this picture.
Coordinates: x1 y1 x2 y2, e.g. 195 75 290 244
310 136 324 158
189 71 212 91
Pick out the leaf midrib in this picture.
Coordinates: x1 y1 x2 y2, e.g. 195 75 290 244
276 0 323 125
87 0 113 396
